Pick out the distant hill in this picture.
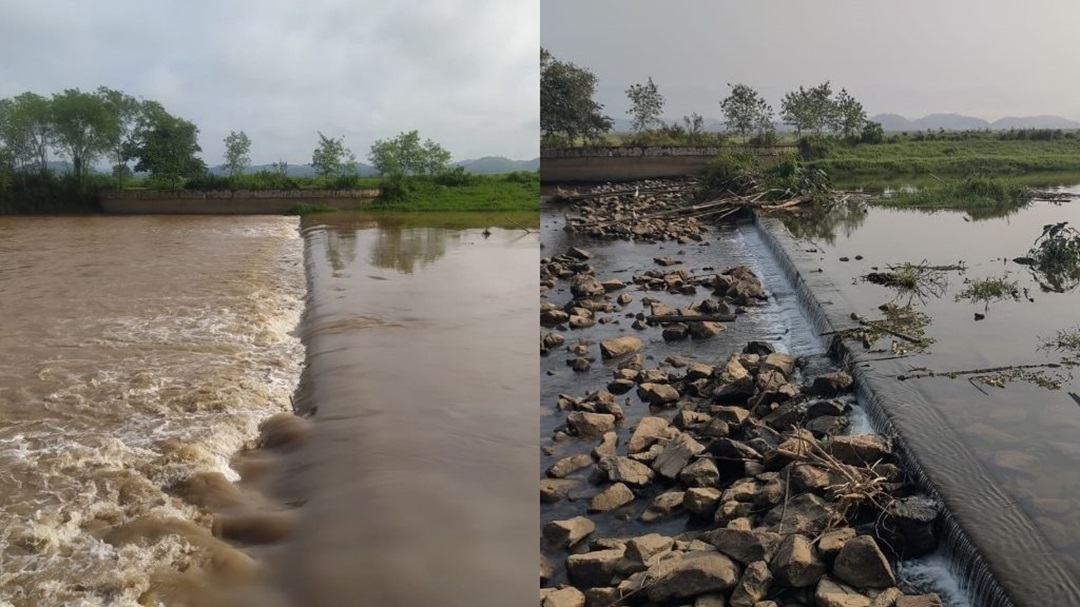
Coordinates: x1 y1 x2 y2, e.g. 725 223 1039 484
871 112 1080 132
454 156 539 173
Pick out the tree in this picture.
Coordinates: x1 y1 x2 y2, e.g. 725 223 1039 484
682 112 705 144
311 131 357 178
125 101 206 188
541 47 613 145
49 89 115 186
368 130 452 177
780 82 835 136
829 89 867 139
96 87 140 190
1 92 54 173
223 130 251 178
719 83 773 138
625 76 664 133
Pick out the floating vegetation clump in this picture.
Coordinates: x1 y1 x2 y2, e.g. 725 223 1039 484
860 260 963 305
875 176 1033 218
899 362 1073 394
1021 222 1080 292
955 275 1020 310
832 305 935 357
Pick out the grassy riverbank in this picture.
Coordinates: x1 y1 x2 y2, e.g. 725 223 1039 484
371 171 539 212
874 176 1032 216
805 138 1080 178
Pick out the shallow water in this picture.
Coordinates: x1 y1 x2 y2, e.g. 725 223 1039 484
261 211 539 606
0 216 305 606
775 190 1080 604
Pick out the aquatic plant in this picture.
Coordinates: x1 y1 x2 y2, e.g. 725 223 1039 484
955 275 1019 308
861 260 959 305
875 176 1032 217
1023 222 1080 292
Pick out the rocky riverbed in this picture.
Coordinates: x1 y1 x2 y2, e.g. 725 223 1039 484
540 186 949 607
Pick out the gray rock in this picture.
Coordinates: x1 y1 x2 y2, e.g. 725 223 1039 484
818 527 856 562
652 433 706 479
683 487 723 517
833 535 896 589
645 552 742 602
628 416 669 454
815 577 871 607
704 528 781 564
543 516 595 549
625 533 675 565
679 456 720 487
637 382 680 405
663 323 691 341
729 560 772 607
808 371 854 397
566 411 616 437
565 547 624 588
546 453 593 478
599 336 644 360
770 534 825 588
592 431 619 459
640 491 685 523
542 586 585 607
588 482 635 512
828 434 891 466
540 478 579 503
570 275 606 298
598 456 655 487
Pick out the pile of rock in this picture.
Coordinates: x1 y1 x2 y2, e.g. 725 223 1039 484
560 180 711 242
542 339 944 607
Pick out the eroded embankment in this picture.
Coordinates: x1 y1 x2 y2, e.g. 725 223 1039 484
753 214 1080 607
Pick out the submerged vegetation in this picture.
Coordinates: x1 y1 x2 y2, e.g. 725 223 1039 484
875 176 1033 217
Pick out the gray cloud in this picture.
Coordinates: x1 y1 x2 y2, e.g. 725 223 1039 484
541 0 1080 125
0 0 538 165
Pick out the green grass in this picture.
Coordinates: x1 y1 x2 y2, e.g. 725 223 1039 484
371 172 539 212
805 139 1080 178
285 202 337 216
955 275 1019 304
874 176 1033 217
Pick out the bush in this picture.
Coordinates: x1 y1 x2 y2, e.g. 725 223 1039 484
699 149 761 196
184 173 232 191
503 171 539 185
377 176 411 204
797 136 836 160
434 166 479 186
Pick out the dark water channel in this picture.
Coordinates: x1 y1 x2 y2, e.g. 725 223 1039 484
773 186 1080 605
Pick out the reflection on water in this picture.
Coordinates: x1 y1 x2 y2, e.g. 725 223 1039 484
778 197 868 245
265 211 538 607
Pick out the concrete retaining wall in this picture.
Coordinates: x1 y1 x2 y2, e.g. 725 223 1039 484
539 146 796 183
98 189 380 214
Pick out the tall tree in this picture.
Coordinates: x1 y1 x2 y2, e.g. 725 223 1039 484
223 130 252 177
311 131 357 178
625 76 664 133
96 87 141 190
125 101 206 188
682 112 705 144
2 92 54 173
540 47 613 145
368 130 452 177
50 89 115 186
829 88 867 138
780 82 835 136
719 83 773 138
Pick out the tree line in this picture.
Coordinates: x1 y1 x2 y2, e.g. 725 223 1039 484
540 48 880 147
0 86 461 196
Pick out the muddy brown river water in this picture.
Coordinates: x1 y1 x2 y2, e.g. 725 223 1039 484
0 211 538 606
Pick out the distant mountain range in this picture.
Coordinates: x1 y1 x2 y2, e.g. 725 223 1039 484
611 114 1080 134
870 113 1080 132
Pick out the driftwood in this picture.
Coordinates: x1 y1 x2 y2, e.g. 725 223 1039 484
850 314 927 346
897 362 1061 381
646 314 737 323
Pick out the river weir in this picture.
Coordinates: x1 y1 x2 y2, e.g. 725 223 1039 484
538 181 1059 606
0 211 539 606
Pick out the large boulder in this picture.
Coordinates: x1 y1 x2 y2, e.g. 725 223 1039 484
679 457 720 488
651 433 705 479
628 416 669 454
640 491 684 523
625 533 675 566
832 536 896 589
570 275 606 298
542 586 585 607
546 454 593 478
876 495 940 559
566 411 616 437
815 577 871 607
588 482 635 513
637 382 680 405
729 560 772 607
599 336 644 360
828 434 891 466
597 456 654 487
808 371 854 397
543 516 595 549
704 528 781 565
540 478 579 503
770 534 825 588
566 548 624 588
644 552 742 603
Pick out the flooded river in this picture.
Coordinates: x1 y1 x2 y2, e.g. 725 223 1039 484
0 211 538 606
0 216 305 606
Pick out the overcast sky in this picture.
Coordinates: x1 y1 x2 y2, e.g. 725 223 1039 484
0 0 538 165
542 0 1080 125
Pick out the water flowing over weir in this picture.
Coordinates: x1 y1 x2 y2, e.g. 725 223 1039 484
260 212 538 606
752 213 1080 606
